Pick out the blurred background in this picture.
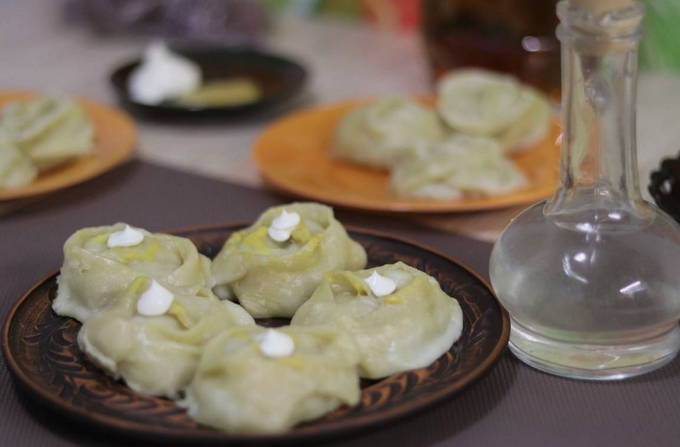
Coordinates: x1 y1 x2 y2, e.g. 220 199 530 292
62 0 680 80
2 0 680 234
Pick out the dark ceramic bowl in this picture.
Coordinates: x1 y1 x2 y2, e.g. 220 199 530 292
649 152 680 224
110 46 307 119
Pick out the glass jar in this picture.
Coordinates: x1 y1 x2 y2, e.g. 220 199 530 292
489 0 680 380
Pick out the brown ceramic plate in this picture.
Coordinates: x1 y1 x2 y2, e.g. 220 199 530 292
253 99 561 213
0 91 136 201
2 223 508 444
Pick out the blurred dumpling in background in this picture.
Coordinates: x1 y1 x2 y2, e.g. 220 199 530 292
181 325 360 433
437 70 533 135
437 69 551 153
292 262 463 379
0 134 37 188
211 202 367 318
78 276 254 398
0 95 94 170
53 223 213 322
390 134 527 200
495 88 551 153
332 97 445 169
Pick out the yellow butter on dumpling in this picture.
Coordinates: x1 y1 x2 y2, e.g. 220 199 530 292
0 134 37 188
0 95 94 170
53 223 213 322
211 202 367 318
180 325 360 433
332 97 445 169
78 276 254 398
390 134 527 200
292 262 463 379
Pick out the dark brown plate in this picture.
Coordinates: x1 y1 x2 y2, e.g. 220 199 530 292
2 224 508 444
110 46 307 119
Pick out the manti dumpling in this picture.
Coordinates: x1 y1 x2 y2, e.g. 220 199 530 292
390 135 527 200
78 276 254 398
0 134 37 188
211 203 367 318
54 223 213 322
181 326 360 433
0 95 94 170
436 69 550 153
331 97 445 169
292 262 463 379
495 88 551 153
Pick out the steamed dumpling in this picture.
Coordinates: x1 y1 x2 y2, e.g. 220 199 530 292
390 134 527 200
211 203 367 318
437 69 550 153
0 95 94 170
0 134 37 188
78 276 254 398
437 69 534 135
292 262 463 379
495 89 551 153
54 223 213 322
1 96 71 145
181 326 360 433
332 97 445 169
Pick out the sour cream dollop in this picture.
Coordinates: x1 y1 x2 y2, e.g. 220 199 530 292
257 329 295 358
267 209 301 242
137 279 174 316
128 42 201 105
107 225 145 248
365 271 397 297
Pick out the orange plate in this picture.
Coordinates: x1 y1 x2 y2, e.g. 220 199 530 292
253 99 561 213
0 91 137 201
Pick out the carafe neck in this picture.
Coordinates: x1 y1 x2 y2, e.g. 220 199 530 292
545 1 646 220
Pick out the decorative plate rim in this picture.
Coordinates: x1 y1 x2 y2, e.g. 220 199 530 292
2 223 509 443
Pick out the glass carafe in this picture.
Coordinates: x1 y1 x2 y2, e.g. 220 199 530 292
489 0 680 380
